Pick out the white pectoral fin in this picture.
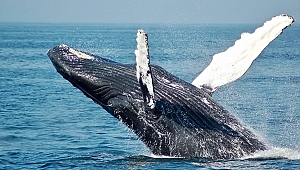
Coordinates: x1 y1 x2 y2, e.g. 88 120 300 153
192 14 294 93
135 29 155 109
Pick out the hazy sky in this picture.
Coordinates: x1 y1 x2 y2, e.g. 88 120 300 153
0 0 299 24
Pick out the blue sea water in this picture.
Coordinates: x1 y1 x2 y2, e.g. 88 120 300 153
0 22 299 169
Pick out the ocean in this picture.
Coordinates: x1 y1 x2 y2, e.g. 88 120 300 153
0 22 299 169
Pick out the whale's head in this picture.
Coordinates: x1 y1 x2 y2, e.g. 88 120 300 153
47 44 145 116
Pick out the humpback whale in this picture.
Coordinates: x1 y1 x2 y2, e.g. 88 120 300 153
47 14 294 159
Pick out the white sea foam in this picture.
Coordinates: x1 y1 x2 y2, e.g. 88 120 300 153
149 154 183 159
242 147 300 160
148 147 300 160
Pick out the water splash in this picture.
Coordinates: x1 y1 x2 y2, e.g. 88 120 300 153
149 154 183 159
242 147 300 160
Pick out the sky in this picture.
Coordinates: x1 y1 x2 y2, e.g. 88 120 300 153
0 0 299 24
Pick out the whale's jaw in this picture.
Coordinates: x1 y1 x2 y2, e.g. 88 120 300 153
47 45 266 159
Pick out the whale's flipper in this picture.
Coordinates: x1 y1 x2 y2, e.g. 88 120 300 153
135 29 155 109
192 14 294 93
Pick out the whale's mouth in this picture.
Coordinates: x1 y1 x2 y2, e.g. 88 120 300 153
47 44 137 106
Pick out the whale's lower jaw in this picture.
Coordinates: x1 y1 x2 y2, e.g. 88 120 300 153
47 45 266 159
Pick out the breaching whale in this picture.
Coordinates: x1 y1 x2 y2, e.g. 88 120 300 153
47 14 294 159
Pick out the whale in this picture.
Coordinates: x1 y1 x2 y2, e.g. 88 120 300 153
47 14 294 159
